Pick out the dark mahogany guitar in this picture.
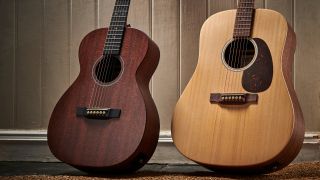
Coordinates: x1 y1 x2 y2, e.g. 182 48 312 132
48 0 160 173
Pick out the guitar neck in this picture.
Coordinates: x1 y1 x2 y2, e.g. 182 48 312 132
104 0 131 55
233 0 255 38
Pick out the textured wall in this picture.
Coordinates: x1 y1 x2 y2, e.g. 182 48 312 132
0 0 319 132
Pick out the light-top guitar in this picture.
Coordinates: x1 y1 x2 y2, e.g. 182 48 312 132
172 0 304 173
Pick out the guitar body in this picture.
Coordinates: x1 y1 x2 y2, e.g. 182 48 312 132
48 27 160 173
172 9 304 173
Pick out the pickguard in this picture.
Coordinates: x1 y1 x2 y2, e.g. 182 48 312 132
242 38 273 93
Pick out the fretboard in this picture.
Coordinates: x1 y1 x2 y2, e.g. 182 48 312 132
104 0 131 55
233 0 255 38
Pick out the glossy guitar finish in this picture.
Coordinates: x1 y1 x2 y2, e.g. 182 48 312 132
172 8 304 173
48 27 160 173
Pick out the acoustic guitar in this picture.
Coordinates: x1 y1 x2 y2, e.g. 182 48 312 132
48 0 160 173
172 0 304 173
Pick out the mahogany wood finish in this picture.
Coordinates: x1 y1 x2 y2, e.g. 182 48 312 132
172 9 304 173
48 27 160 173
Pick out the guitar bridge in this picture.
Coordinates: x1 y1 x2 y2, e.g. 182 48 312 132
76 107 121 120
210 93 258 105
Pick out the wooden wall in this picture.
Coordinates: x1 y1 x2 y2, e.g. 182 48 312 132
0 0 319 132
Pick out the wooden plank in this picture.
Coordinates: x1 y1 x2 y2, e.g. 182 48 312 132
70 0 96 83
208 0 237 15
266 0 293 26
42 0 70 128
0 0 15 129
152 0 180 131
209 0 264 15
295 0 320 131
255 0 265 8
15 0 42 129
98 0 115 28
180 0 207 92
127 0 152 91
127 0 151 35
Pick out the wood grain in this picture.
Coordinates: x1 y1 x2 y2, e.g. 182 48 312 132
127 0 151 36
180 0 207 93
48 27 160 172
208 0 237 15
172 9 304 172
42 0 70 128
0 0 318 135
70 0 96 83
152 0 180 131
295 0 320 131
0 0 15 128
255 0 265 8
98 0 115 28
266 0 293 26
15 0 42 129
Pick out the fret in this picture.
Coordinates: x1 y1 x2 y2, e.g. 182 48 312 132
115 5 129 7
105 45 121 50
111 17 127 20
107 33 124 37
103 0 131 55
104 50 120 55
107 38 122 41
233 0 254 38
109 27 124 34
234 27 251 29
105 41 122 45
237 12 253 15
107 33 123 36
113 12 127 16
109 28 124 31
110 20 126 23
235 25 251 27
105 48 121 51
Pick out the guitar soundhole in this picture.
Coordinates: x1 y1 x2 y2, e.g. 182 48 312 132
222 38 257 71
94 55 123 85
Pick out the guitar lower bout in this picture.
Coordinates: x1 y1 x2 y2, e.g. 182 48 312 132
172 8 304 173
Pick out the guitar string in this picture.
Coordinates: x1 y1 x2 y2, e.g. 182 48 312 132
232 6 243 92
239 7 246 69
231 7 240 92
101 0 130 107
89 0 121 108
88 32 108 108
242 0 253 92
240 2 248 69
98 0 129 108
95 0 129 108
226 14 236 93
242 2 252 70
231 11 241 92
89 0 123 108
101 0 127 105
94 0 122 108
